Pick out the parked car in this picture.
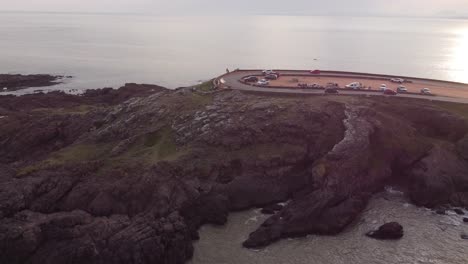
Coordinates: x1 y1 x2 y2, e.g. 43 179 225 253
307 83 320 88
326 82 339 88
325 88 339 94
420 88 431 94
384 89 397 95
310 70 321 74
379 84 387 91
265 74 279 80
390 78 405 83
256 79 269 86
262 70 279 76
243 76 258 82
345 82 363 89
298 83 307 88
397 85 407 93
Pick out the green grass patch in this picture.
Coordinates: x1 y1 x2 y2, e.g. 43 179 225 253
195 80 214 92
190 93 213 107
119 127 186 164
31 105 99 115
16 143 113 177
49 143 113 163
230 143 306 160
16 127 189 177
433 101 468 120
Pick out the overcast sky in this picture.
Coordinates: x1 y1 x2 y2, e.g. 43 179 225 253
1 0 468 17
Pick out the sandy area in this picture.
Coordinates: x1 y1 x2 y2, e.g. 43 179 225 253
268 76 468 99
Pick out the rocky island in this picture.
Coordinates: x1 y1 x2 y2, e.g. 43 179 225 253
1 82 468 264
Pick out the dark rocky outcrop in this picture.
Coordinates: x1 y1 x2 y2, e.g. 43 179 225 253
1 87 468 263
261 204 283 214
408 145 468 207
366 222 404 240
0 74 63 91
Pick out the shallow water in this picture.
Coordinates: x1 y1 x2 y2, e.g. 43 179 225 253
0 13 468 93
190 191 468 264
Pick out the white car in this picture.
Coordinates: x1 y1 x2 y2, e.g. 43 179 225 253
391 78 405 83
345 82 362 89
397 85 407 93
257 79 269 86
420 88 431 94
379 84 387 91
262 70 275 75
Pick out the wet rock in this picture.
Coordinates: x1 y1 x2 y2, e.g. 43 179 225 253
463 217 468 223
461 233 468 240
366 222 404 240
261 208 275 215
436 209 447 215
454 208 465 215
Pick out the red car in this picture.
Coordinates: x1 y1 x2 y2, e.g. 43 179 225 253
384 89 397 95
310 70 321 74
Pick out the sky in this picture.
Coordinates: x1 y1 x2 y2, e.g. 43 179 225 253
1 0 468 17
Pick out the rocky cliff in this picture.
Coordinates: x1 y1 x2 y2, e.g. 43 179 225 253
1 84 468 263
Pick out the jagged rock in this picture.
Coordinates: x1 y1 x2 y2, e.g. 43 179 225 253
463 218 468 223
1 87 468 263
366 222 404 240
454 208 465 215
408 145 468 207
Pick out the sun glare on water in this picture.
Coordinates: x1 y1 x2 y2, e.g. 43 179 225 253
449 27 468 83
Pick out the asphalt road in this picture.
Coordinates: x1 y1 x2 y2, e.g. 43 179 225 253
218 70 468 104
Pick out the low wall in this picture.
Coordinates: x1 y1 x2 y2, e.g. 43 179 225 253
235 69 468 86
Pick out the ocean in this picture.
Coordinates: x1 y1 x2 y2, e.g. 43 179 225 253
0 13 467 91
190 191 468 264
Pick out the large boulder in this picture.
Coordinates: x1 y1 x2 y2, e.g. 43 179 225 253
408 145 468 207
366 222 404 240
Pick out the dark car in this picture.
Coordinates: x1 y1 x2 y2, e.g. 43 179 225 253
265 74 279 80
383 89 397 95
325 88 339 94
243 76 258 82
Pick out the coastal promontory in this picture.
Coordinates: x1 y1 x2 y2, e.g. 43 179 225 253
1 83 468 263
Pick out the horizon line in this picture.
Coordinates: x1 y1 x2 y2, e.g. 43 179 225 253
0 10 467 20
